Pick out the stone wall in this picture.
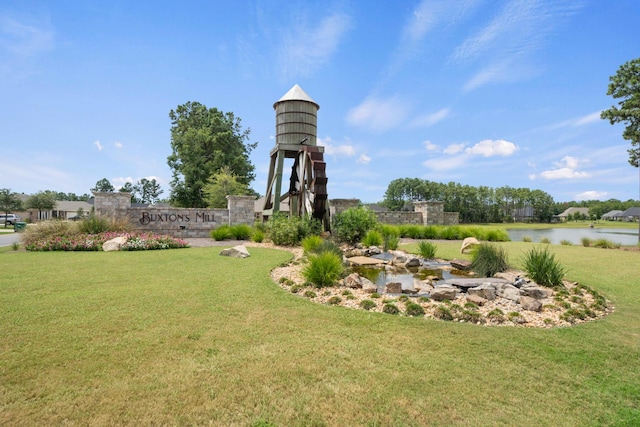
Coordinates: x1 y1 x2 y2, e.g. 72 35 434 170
444 212 460 225
328 198 459 227
329 198 360 217
375 211 423 225
93 193 256 238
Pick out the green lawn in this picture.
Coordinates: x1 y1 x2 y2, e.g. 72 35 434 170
1 242 639 426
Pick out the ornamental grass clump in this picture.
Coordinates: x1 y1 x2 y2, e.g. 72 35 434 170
470 243 509 277
229 224 253 240
302 252 344 288
417 241 437 259
301 235 323 254
361 230 383 247
211 225 231 241
522 246 566 287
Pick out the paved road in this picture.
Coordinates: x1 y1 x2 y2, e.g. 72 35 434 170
0 232 21 247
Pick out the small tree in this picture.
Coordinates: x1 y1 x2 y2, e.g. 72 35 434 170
26 191 57 221
601 57 640 242
91 178 115 193
0 188 23 226
331 206 378 244
202 166 253 208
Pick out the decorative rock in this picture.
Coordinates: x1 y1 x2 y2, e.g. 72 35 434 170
385 282 402 294
347 256 385 266
344 273 362 289
402 288 419 294
520 296 542 312
393 255 408 265
460 237 480 254
219 245 250 258
450 259 472 271
103 236 127 252
466 294 487 306
468 283 496 300
361 277 377 293
499 284 522 302
521 285 551 300
430 285 459 301
367 246 382 255
405 257 421 268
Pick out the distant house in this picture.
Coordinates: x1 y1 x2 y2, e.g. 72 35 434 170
618 207 640 222
554 207 589 222
601 210 624 221
50 200 94 221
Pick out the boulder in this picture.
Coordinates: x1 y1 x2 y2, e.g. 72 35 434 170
367 246 382 255
499 284 522 302
520 296 542 312
466 294 487 306
405 257 421 268
460 237 480 254
430 285 459 301
450 259 472 271
384 282 402 294
219 245 250 258
361 277 378 293
103 236 127 252
468 283 496 300
344 273 363 289
521 285 551 300
347 256 385 266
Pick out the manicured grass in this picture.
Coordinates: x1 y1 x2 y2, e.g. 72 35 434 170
1 243 640 426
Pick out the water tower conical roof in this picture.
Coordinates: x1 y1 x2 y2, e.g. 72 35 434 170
274 84 319 109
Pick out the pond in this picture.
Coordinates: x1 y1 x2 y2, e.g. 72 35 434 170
506 227 639 246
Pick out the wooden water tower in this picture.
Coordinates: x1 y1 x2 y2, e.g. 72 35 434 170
262 84 328 225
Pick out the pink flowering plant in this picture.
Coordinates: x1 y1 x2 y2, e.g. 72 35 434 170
24 232 189 252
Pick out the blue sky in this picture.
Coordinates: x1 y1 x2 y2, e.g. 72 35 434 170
1 0 639 204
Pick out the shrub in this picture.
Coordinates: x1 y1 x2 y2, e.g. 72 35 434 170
560 239 572 246
522 246 566 287
252 229 265 243
470 243 509 277
22 219 80 244
405 302 425 317
229 224 253 240
593 238 620 249
290 284 303 293
361 230 383 247
341 289 353 296
313 239 343 257
522 235 533 242
302 252 344 288
267 214 301 246
370 292 381 299
211 225 231 241
417 241 437 259
540 237 551 244
301 235 323 254
418 296 430 303
304 290 317 298
380 225 400 251
327 296 342 305
359 299 376 310
422 226 439 239
433 305 453 321
382 303 400 315
483 228 510 242
459 309 481 323
487 308 505 322
78 214 110 234
331 206 378 244
581 237 592 247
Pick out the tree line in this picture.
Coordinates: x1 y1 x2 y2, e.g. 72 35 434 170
380 178 636 223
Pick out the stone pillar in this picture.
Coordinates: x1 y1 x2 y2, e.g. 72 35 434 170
414 201 444 226
227 195 256 226
329 198 360 217
93 192 132 218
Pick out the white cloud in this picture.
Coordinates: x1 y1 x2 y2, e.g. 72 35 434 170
279 11 351 80
452 0 583 91
318 136 356 158
94 140 103 151
423 155 467 171
444 143 465 155
423 140 439 152
575 190 608 201
114 141 123 149
411 108 451 127
346 96 409 132
538 156 590 180
547 111 603 130
465 139 518 157
0 16 54 58
357 154 371 165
